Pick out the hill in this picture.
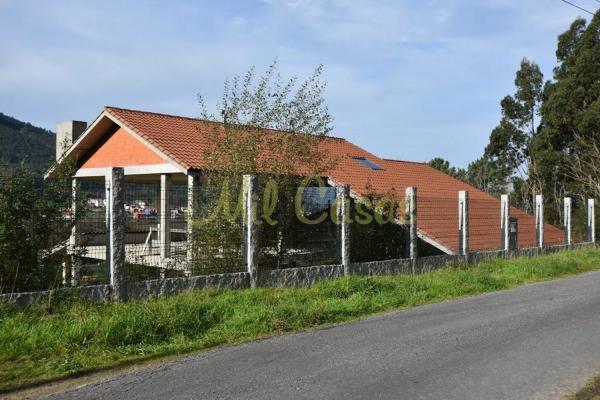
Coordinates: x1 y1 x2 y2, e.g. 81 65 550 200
0 112 55 174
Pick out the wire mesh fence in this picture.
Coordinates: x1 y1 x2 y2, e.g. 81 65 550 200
514 207 537 249
257 177 339 270
121 182 191 282
349 196 407 262
65 174 597 291
418 196 460 254
571 198 589 244
542 199 565 247
73 179 109 285
188 178 244 275
468 198 502 252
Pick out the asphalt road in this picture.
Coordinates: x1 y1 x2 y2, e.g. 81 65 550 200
45 270 600 400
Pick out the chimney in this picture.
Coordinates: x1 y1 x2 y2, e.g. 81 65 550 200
56 120 87 160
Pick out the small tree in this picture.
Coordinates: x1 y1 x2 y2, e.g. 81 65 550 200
0 160 81 294
198 61 333 176
192 61 336 271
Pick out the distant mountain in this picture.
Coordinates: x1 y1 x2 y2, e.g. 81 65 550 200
0 112 55 174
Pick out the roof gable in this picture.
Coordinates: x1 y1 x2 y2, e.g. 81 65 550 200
80 126 166 168
105 107 213 170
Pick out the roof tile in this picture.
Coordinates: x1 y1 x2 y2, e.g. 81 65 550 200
105 106 564 253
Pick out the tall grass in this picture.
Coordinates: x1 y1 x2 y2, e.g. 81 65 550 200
1 248 600 392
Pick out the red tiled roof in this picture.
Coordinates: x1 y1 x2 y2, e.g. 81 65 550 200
104 106 564 253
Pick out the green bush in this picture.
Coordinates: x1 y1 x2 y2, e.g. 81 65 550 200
0 161 79 294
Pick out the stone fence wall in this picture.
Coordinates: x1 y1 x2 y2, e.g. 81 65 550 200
2 242 597 307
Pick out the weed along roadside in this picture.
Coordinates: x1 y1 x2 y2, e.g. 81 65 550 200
567 373 600 400
2 248 600 393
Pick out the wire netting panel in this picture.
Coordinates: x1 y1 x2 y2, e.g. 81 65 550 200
469 198 502 252
122 182 161 281
542 200 566 247
594 204 600 243
514 208 537 249
510 198 564 248
571 199 589 244
75 179 109 285
188 178 244 275
418 196 459 254
122 182 193 282
350 197 407 262
258 179 339 270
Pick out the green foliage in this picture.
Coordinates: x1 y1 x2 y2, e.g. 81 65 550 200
190 177 244 274
464 156 511 196
483 58 544 207
473 13 600 223
0 112 55 175
428 155 508 196
537 15 600 185
426 156 511 197
527 13 600 224
193 61 336 270
0 161 79 294
198 60 334 177
427 157 467 181
2 249 600 392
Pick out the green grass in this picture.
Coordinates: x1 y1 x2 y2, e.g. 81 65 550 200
567 373 600 400
2 249 600 393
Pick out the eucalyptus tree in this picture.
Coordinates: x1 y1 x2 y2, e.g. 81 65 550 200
484 59 544 210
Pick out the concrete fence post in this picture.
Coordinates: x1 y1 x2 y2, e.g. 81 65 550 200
588 199 596 243
109 167 126 302
105 177 111 282
535 194 544 248
458 190 469 255
160 174 171 262
186 172 200 276
61 259 69 287
243 175 259 288
564 197 572 245
405 187 418 272
65 178 80 286
500 194 510 251
70 259 80 288
336 184 351 275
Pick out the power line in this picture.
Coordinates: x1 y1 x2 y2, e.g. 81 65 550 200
560 0 595 15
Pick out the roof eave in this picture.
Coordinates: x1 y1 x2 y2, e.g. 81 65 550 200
44 109 113 179
45 108 189 179
104 107 189 172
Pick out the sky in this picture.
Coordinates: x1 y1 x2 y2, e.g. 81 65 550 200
0 0 596 168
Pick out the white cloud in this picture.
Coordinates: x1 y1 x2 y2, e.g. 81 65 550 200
0 0 592 166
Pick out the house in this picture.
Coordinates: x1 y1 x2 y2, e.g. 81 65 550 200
52 106 564 267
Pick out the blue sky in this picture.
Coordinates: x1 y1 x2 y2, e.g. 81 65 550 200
0 0 595 168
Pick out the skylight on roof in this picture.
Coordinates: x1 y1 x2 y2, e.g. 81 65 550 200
353 156 384 170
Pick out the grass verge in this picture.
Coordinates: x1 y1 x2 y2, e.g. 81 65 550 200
567 374 600 400
2 248 600 393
